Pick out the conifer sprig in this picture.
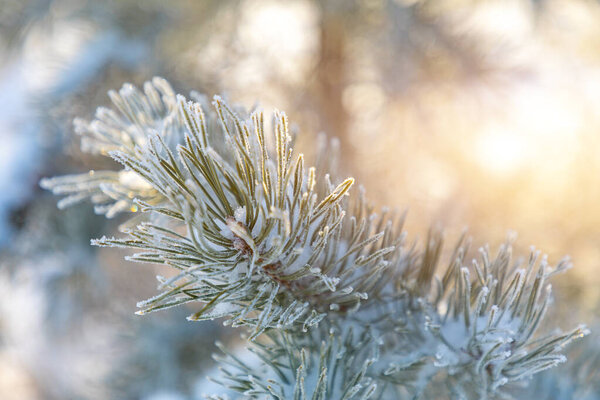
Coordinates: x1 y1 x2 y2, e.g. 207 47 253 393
42 78 588 399
43 78 401 337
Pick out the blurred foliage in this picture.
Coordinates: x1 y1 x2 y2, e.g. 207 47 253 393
1 0 600 398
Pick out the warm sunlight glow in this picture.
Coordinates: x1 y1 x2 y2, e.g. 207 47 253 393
475 126 527 175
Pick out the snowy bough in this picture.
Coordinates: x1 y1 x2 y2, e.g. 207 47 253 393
42 78 588 399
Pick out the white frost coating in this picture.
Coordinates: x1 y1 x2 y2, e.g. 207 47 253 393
434 313 523 370
194 302 240 320
434 344 459 367
234 206 247 223
341 286 354 295
491 377 508 390
286 245 313 273
215 218 234 240
228 262 249 283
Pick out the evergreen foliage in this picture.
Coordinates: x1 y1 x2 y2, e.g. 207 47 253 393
42 78 588 399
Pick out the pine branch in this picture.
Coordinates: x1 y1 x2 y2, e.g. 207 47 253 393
42 78 588 399
209 235 587 399
208 323 380 400
43 78 402 338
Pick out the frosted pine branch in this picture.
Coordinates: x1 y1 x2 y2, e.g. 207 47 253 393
208 324 380 400
40 78 177 217
209 236 587 399
42 78 588 399
43 78 401 337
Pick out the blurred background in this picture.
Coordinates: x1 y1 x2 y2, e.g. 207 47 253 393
1 0 600 399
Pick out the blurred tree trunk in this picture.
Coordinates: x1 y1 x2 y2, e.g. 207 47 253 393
314 6 353 173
